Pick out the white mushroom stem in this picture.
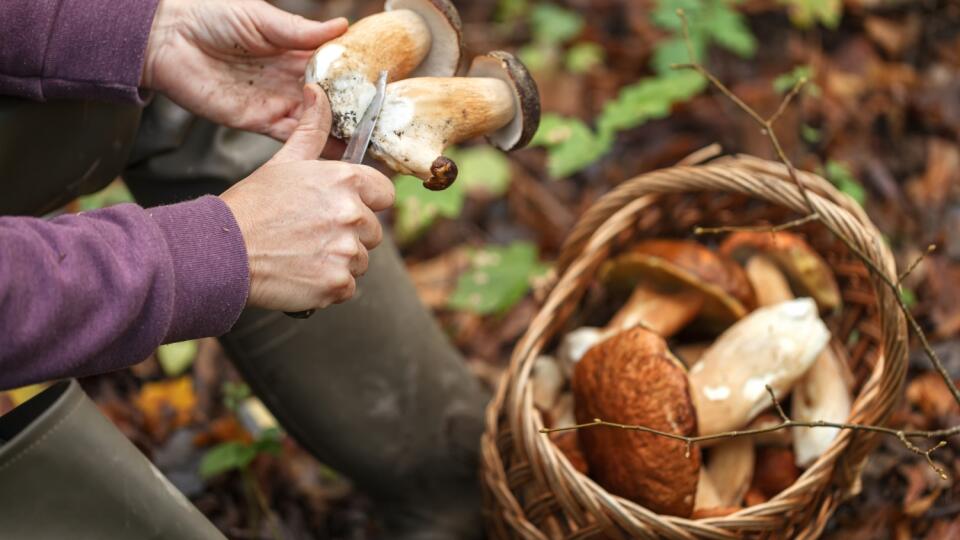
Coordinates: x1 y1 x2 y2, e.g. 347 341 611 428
557 327 603 379
549 393 576 429
369 77 516 189
745 255 794 306
695 469 722 510
791 344 853 467
606 286 705 338
688 298 830 436
746 256 852 466
530 355 564 411
701 438 755 508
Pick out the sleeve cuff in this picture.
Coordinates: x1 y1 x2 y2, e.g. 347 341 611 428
148 195 250 343
41 0 161 104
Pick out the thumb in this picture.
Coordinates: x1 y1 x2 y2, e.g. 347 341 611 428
271 84 331 164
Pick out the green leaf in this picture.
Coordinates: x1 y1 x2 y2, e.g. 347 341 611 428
704 2 756 57
773 65 820 96
77 180 134 211
825 160 867 206
251 427 284 456
565 42 605 74
652 0 704 31
446 146 512 196
222 381 251 412
156 340 198 377
900 287 917 309
801 123 821 144
780 0 842 29
598 71 706 134
200 442 257 479
448 242 549 315
496 0 530 21
517 43 557 73
394 175 465 244
651 36 704 75
529 3 584 45
529 114 610 178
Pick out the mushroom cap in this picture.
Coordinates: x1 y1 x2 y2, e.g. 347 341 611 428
467 51 541 151
720 231 841 312
572 327 700 517
600 240 757 333
385 0 463 77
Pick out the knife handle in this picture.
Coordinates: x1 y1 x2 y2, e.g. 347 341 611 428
285 309 316 319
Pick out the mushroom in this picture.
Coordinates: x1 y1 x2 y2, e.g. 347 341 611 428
530 355 564 411
720 231 841 312
599 240 757 338
556 326 603 378
751 447 800 498
556 241 755 377
792 343 853 467
572 327 700 517
740 247 853 467
367 52 540 190
688 298 830 436
672 342 711 368
305 0 463 140
700 438 755 508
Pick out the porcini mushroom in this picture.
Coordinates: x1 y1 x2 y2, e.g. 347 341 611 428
572 327 700 516
306 0 463 141
600 240 757 338
720 231 841 312
699 438 755 508
688 298 830 436
741 250 853 467
367 52 540 190
792 343 853 467
530 355 564 411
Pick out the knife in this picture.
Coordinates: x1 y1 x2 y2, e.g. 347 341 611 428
286 70 389 319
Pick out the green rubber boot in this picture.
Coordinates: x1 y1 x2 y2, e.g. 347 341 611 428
124 96 490 539
0 380 226 540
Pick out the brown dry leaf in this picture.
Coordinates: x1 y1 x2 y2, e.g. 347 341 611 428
864 15 920 57
407 247 471 309
905 371 960 420
926 257 960 338
900 462 947 518
192 415 252 448
905 138 960 212
924 517 960 540
134 376 197 440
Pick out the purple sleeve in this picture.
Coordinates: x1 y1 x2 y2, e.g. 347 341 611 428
0 0 160 103
0 197 250 390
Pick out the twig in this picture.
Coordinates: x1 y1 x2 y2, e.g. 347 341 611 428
671 8 960 407
898 244 936 285
541 386 952 479
693 214 819 236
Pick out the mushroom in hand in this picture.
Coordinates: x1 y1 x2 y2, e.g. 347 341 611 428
572 327 700 516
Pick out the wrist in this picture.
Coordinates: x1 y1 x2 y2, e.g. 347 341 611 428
142 0 185 90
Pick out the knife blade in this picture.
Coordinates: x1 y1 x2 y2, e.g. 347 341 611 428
286 70 389 320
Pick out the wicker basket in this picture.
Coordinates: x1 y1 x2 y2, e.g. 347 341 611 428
480 153 908 539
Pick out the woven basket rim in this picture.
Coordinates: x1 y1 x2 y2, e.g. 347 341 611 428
481 155 908 539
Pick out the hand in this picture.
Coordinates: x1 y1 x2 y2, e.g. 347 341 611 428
220 85 395 312
143 0 347 141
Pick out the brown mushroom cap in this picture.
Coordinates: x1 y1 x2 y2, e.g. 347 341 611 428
467 51 541 151
600 240 757 333
385 0 463 77
720 231 841 312
572 327 700 517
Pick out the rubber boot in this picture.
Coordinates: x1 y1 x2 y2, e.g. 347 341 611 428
124 96 490 539
0 380 226 540
219 236 488 539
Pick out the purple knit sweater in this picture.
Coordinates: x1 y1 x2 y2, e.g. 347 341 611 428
0 0 250 389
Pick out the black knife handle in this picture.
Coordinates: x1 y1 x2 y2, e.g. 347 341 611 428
285 309 316 319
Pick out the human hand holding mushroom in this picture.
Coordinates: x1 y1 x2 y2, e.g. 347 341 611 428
303 0 540 190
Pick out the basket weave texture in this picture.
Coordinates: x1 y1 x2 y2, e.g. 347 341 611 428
480 154 909 540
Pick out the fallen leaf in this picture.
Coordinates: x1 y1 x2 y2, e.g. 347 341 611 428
135 376 197 440
905 371 960 420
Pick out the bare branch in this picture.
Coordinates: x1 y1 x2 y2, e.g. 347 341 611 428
768 77 807 126
898 244 937 285
693 214 819 236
